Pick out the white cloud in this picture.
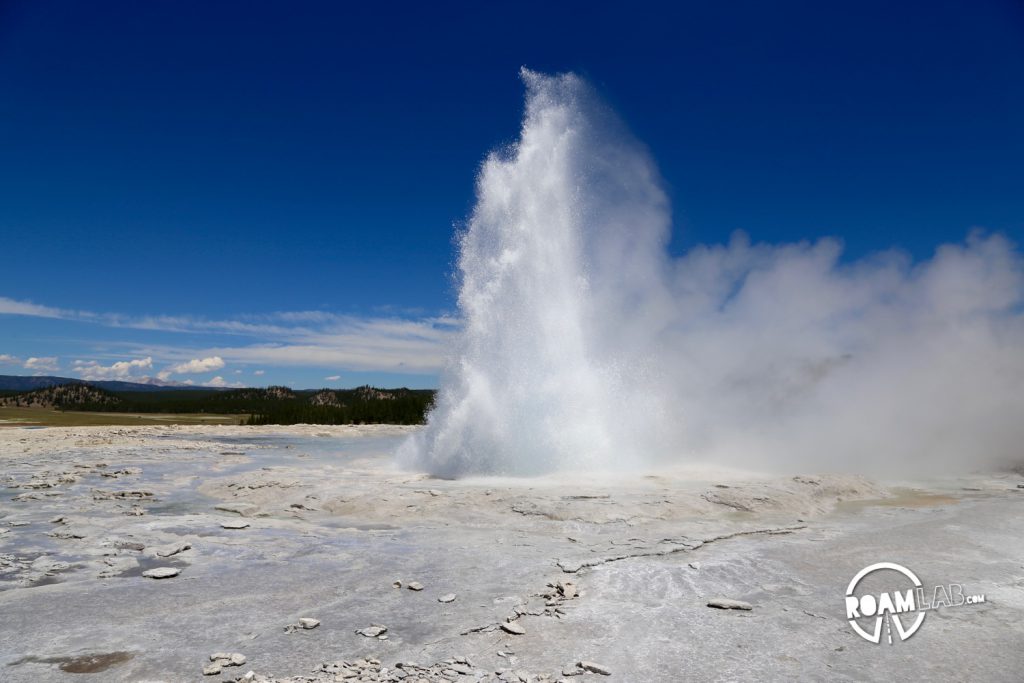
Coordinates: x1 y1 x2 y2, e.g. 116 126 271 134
0 297 74 319
165 356 225 375
253 370 265 376
203 376 242 388
73 357 153 381
0 354 19 364
24 357 59 372
325 375 341 381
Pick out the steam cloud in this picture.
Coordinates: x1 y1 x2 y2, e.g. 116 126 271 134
399 69 1024 478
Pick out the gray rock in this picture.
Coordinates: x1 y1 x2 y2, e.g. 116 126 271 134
220 520 250 529
407 581 424 591
707 597 753 610
298 617 320 629
150 541 192 558
438 593 457 603
202 663 222 676
141 566 181 579
500 621 526 635
113 540 145 551
357 625 387 637
209 652 246 666
579 661 611 675
215 502 258 516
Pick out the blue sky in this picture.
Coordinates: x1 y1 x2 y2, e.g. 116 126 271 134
1 0 1022 389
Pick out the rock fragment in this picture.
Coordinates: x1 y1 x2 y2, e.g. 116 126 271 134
141 566 181 579
298 617 320 629
221 520 250 529
579 661 612 675
215 502 258 516
209 652 246 666
500 621 526 635
707 597 753 610
356 625 387 637
149 541 191 558
438 593 457 603
407 581 423 591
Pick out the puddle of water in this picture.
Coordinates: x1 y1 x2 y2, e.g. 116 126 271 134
320 519 399 531
836 488 960 513
8 651 134 673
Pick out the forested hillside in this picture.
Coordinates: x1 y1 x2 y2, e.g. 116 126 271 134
0 382 434 425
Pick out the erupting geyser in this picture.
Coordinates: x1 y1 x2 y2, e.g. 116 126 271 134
400 69 1024 478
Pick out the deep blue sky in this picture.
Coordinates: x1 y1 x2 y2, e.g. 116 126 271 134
1 0 1022 388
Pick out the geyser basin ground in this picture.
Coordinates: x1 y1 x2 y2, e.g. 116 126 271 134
0 426 1021 681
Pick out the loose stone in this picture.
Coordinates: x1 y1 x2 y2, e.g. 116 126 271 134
141 566 180 579
707 597 753 610
500 621 526 635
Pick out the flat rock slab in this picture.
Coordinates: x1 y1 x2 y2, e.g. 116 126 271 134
580 661 612 675
220 520 250 529
149 541 191 558
214 502 259 516
500 621 526 635
141 567 181 579
707 597 753 610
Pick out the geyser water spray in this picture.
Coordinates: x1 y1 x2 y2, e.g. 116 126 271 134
400 69 1024 478
399 69 672 477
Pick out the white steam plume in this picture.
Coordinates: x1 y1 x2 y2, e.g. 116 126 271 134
399 69 1024 478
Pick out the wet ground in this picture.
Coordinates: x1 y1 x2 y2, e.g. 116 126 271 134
0 425 1021 681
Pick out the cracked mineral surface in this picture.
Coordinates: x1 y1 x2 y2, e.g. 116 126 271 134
0 425 1021 681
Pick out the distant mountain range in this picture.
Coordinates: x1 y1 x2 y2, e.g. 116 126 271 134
0 375 224 393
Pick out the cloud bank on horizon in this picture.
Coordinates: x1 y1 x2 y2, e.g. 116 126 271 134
0 297 457 388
